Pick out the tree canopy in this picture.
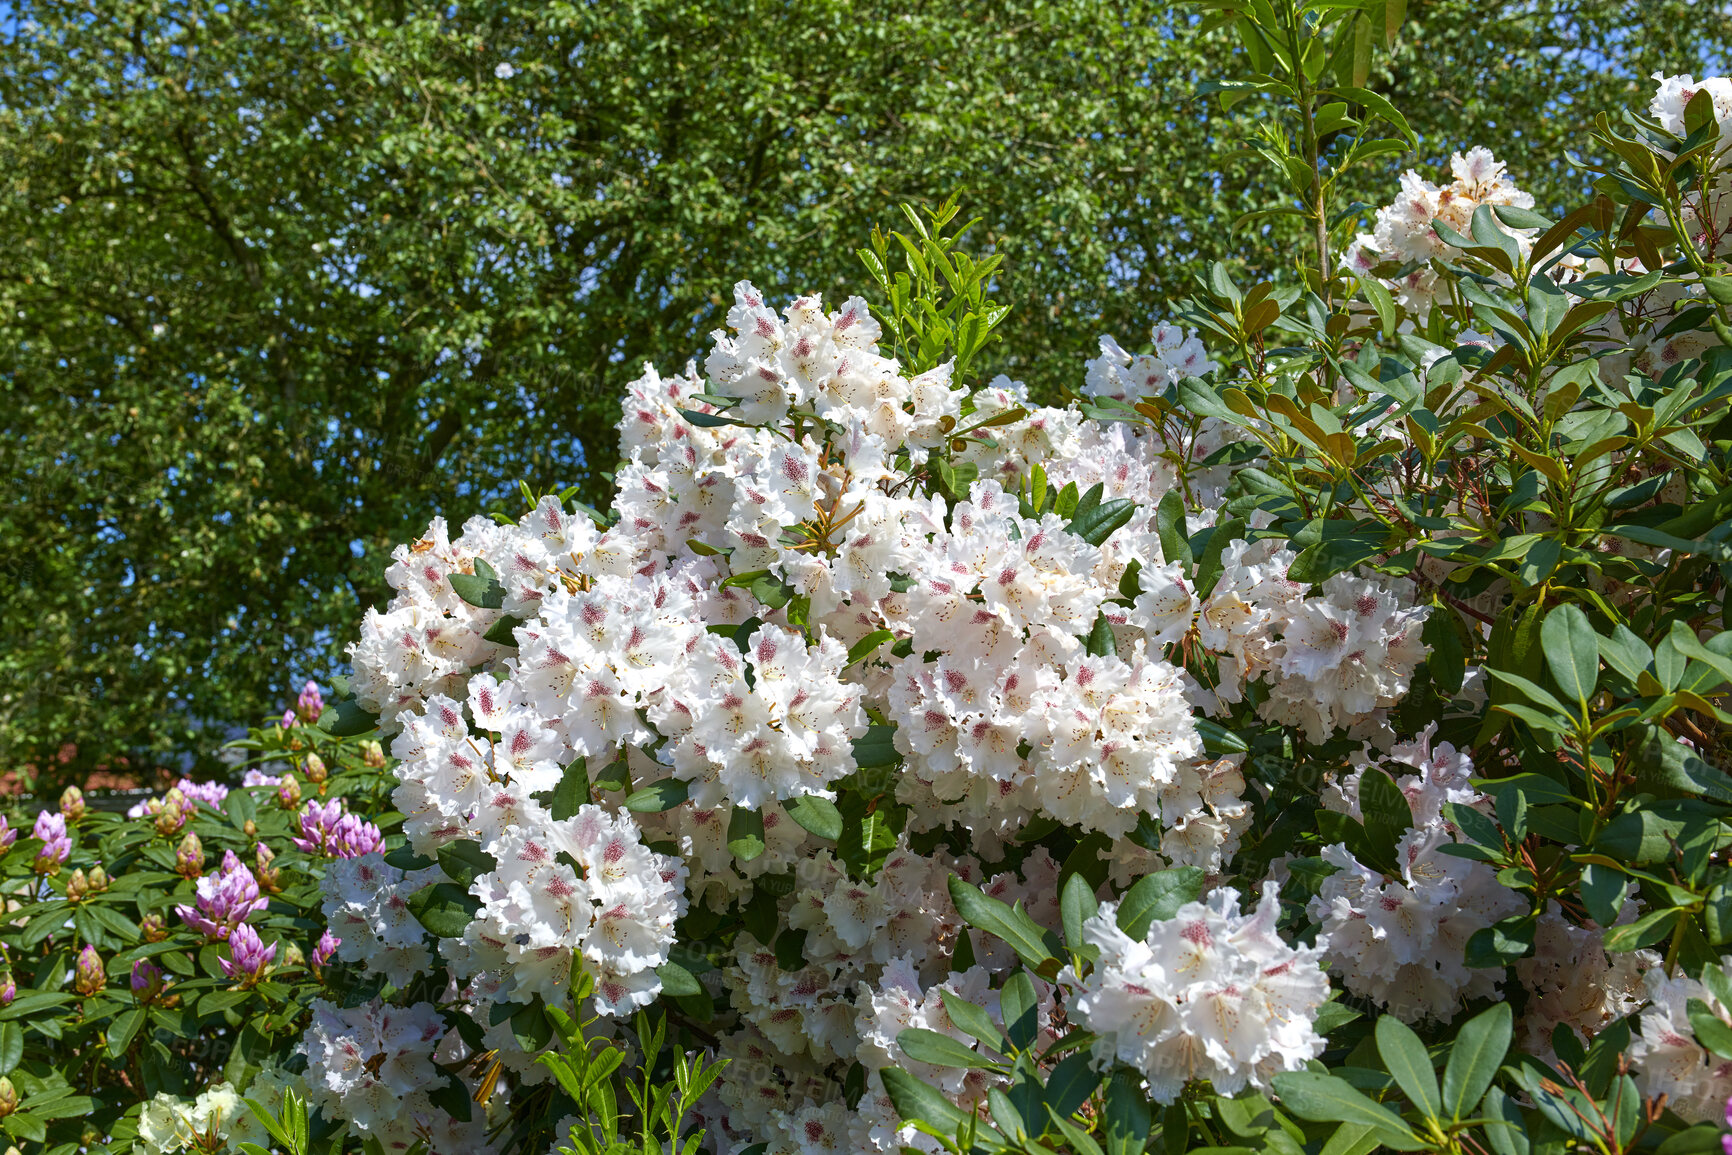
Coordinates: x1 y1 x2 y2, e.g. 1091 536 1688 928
2 0 1725 781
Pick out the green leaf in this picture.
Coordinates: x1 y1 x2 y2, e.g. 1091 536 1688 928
1061 871 1100 952
1359 274 1396 339
1377 1014 1442 1122
727 807 767 861
1422 608 1467 694
1103 1068 1152 1155
1359 767 1415 846
1157 489 1192 565
1441 1003 1511 1121
1177 376 1237 421
625 778 690 813
435 840 497 889
1045 1051 1101 1122
1000 971 1039 1051
406 882 480 939
1288 533 1387 587
852 724 900 768
1330 85 1418 146
783 794 843 841
1465 913 1538 966
838 792 901 879
938 989 1006 1050
1086 612 1118 657
677 407 754 428
846 629 895 666
449 558 505 608
0 1025 19 1075
947 876 1059 969
106 1005 145 1058
1687 1000 1732 1059
1193 719 1250 756
317 698 379 737
1598 624 1653 683
1540 603 1598 711
897 1027 998 1069
880 1067 971 1132
1068 497 1137 546
546 757 591 819
481 614 524 646
1579 862 1629 926
655 961 702 998
1116 867 1206 940
1271 1072 1425 1149
1482 1087 1530 1155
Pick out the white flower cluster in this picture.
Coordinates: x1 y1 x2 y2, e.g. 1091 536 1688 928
320 853 443 986
334 279 1438 1154
1083 326 1217 402
136 1074 295 1154
1061 881 1330 1102
699 843 1064 1155
455 804 687 1014
1343 75 1732 381
1516 904 1653 1062
1308 725 1524 1022
303 997 493 1152
1341 146 1538 314
1630 958 1732 1123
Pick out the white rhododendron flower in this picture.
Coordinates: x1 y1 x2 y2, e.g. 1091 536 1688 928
1060 882 1330 1101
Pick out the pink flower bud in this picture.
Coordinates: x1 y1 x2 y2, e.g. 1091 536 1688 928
74 945 106 996
174 832 204 880
297 680 324 722
312 929 341 976
276 774 302 810
131 959 164 1004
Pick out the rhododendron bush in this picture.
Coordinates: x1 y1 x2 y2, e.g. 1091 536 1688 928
13 4 1732 1154
299 49 1732 1155
296 70 1732 1155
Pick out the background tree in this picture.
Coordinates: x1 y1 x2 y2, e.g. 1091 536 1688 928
1 0 1725 783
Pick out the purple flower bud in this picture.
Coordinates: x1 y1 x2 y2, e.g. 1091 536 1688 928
255 842 281 892
151 791 189 837
219 923 276 986
173 852 269 940
281 707 298 729
58 786 85 823
74 945 105 996
297 680 324 722
360 740 386 769
303 752 328 785
31 811 71 876
140 912 168 943
0 974 16 1006
276 774 302 810
312 929 341 975
131 959 164 1003
292 799 383 859
0 816 15 852
174 831 204 880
